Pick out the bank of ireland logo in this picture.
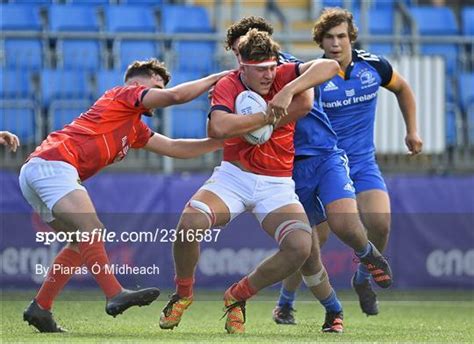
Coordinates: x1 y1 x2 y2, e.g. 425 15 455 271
345 89 355 97
360 71 376 86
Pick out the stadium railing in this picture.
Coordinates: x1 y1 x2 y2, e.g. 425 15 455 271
0 3 472 173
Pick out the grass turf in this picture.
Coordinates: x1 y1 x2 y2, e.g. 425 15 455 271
1 289 473 343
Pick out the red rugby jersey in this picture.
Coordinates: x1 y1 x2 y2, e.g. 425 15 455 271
210 63 300 177
29 85 153 180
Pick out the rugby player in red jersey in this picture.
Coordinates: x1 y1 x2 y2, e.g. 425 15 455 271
159 29 340 334
19 58 229 333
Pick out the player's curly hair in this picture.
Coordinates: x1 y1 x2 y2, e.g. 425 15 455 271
312 7 358 48
238 29 280 62
124 58 171 85
225 16 274 50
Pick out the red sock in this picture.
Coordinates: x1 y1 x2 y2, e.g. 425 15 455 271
229 276 257 301
78 240 122 298
35 247 82 310
175 276 194 298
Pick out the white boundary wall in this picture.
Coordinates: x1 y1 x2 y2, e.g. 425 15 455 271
375 56 445 154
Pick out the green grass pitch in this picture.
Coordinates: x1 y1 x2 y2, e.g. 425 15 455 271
1 289 473 343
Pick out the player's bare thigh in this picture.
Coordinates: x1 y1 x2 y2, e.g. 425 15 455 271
52 189 103 233
356 189 391 216
261 203 309 239
180 189 231 229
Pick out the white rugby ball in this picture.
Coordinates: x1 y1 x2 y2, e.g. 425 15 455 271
235 90 273 145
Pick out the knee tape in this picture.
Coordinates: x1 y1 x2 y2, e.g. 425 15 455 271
274 220 312 246
187 200 216 227
302 267 328 287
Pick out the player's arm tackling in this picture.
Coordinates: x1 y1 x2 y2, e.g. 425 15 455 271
142 70 230 109
143 133 223 158
207 109 276 139
269 59 339 119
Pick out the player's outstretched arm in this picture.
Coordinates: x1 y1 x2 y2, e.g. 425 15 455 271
207 109 277 139
385 71 423 155
0 131 20 152
143 132 223 158
142 70 231 109
269 59 339 117
275 88 314 128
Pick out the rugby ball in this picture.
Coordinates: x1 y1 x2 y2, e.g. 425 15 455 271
235 90 273 145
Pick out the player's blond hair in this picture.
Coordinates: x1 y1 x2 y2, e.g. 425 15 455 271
238 29 280 62
124 58 171 85
312 7 358 48
225 16 274 50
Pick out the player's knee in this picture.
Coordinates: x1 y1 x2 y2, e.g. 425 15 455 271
277 220 313 267
179 200 215 231
369 214 391 237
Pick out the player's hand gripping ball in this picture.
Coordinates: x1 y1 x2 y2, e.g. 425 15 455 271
235 90 273 145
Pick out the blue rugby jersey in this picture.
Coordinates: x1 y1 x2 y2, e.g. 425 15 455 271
321 49 394 159
278 52 340 157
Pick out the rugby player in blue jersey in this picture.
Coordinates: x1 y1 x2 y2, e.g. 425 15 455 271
276 8 423 322
224 16 394 333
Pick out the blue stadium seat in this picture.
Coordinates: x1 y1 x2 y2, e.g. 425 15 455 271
49 5 100 32
9 0 51 3
66 0 110 4
0 4 42 31
410 6 458 35
168 70 208 138
0 69 35 99
121 0 163 4
104 5 157 32
462 7 474 36
40 69 92 106
162 5 212 33
459 73 474 113
420 44 458 75
57 40 102 71
409 6 459 74
168 71 202 87
353 8 394 55
171 102 208 139
174 41 215 74
0 101 37 143
96 70 124 97
114 40 160 70
48 99 92 132
4 39 43 70
368 44 394 56
445 109 457 146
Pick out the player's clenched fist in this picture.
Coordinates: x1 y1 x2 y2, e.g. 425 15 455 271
0 131 20 152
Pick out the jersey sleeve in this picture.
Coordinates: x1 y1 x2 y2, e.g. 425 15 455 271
131 120 153 148
371 56 394 87
275 62 301 86
115 85 151 112
209 77 238 115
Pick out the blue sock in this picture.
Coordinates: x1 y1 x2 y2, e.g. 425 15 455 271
354 263 371 284
277 287 296 308
320 289 343 313
355 241 373 258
